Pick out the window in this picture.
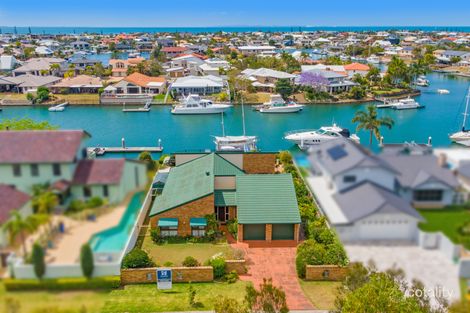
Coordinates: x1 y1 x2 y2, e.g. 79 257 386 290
103 185 109 197
83 186 92 198
191 226 206 237
160 226 178 237
343 175 356 183
413 190 444 202
12 164 21 177
52 163 61 176
30 164 39 177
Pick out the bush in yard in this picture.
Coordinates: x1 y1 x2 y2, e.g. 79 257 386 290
188 283 197 307
278 151 292 164
214 297 247 313
86 196 104 208
163 261 174 267
227 218 238 239
245 278 289 313
208 256 226 279
32 243 46 279
224 270 239 284
122 248 155 269
139 151 157 171
67 199 86 213
80 243 94 279
182 256 199 267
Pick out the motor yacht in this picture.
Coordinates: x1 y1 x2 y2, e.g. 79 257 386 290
284 123 360 149
171 94 232 114
258 94 304 113
392 98 424 110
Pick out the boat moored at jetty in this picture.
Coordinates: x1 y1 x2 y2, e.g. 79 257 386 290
48 102 68 112
122 101 151 112
438 89 450 94
171 94 232 114
214 135 258 151
256 94 304 113
284 124 360 149
392 98 424 110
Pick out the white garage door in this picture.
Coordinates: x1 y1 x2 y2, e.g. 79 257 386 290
357 218 417 241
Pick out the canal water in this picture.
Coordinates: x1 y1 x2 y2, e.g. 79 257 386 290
1 72 469 157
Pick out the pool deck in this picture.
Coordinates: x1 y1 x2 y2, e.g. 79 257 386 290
45 204 127 264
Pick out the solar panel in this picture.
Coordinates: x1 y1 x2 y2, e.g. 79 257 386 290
327 145 348 161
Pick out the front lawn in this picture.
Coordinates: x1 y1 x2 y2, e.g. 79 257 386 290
141 233 238 266
0 282 109 313
101 281 250 313
418 206 470 248
299 280 341 310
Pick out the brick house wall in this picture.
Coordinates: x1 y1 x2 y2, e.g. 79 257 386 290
150 194 215 236
242 153 277 174
121 266 213 285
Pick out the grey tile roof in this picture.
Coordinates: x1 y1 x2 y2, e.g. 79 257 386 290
379 154 459 189
333 181 423 223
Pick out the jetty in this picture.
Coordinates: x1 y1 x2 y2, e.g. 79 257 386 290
87 138 163 156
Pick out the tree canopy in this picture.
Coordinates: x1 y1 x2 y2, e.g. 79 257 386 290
0 118 58 131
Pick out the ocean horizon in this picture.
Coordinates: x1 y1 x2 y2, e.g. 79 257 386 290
1 25 470 35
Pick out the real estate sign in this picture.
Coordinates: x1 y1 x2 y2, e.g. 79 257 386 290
156 268 172 290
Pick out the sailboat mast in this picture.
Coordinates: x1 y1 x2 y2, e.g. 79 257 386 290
241 95 246 136
463 86 470 131
221 112 225 137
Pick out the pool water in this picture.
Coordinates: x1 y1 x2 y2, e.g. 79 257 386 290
90 191 145 253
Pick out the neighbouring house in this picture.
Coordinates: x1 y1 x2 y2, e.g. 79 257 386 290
68 57 102 73
51 75 104 94
113 72 166 94
171 75 225 95
299 68 357 93
307 138 458 243
0 184 32 253
0 76 17 92
70 40 90 51
0 130 147 207
238 45 276 56
343 63 370 77
12 57 65 77
6 74 62 93
161 46 191 59
0 55 18 71
109 57 145 78
241 68 296 92
434 50 470 63
35 46 54 56
169 54 205 72
149 152 301 243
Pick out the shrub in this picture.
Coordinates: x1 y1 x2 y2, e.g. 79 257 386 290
227 218 238 239
163 261 174 267
224 270 239 284
122 249 155 269
80 243 94 279
278 151 293 164
67 199 86 213
139 151 157 171
3 276 120 291
188 283 197 307
32 243 45 280
214 296 246 313
182 256 199 267
208 257 226 279
86 196 104 208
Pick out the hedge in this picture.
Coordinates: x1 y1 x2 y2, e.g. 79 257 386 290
3 276 121 291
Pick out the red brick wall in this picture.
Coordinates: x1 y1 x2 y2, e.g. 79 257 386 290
121 266 213 285
305 265 349 281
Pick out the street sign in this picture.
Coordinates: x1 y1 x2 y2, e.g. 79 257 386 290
156 268 172 290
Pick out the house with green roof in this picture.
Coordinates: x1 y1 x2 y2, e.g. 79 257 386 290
149 152 301 243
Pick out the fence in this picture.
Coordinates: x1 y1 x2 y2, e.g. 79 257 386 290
121 266 214 285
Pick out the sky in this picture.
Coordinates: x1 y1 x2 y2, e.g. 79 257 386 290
1 0 470 27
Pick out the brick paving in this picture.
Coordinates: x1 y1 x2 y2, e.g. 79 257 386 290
236 245 314 310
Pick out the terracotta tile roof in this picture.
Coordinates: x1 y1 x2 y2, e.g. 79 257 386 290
72 159 125 185
53 75 103 88
0 130 88 163
51 179 71 192
124 72 166 88
161 46 189 53
344 62 370 71
0 184 30 224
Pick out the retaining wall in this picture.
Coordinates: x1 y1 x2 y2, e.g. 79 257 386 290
305 265 349 281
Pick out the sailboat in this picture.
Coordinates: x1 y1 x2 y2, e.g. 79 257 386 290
449 86 470 145
213 96 257 152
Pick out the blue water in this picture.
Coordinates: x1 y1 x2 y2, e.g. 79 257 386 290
90 192 144 253
0 72 469 155
1 26 470 35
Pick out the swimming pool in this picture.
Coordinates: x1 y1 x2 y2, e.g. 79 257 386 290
90 192 144 253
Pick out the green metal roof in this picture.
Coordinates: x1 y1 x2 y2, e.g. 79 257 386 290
190 217 207 227
150 154 214 216
150 153 244 217
158 218 178 227
236 174 301 224
214 190 237 206
214 154 245 176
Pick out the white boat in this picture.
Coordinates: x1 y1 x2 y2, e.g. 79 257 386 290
366 55 381 64
284 123 360 149
258 94 304 113
171 94 232 115
48 102 68 112
437 89 450 94
123 101 151 112
449 86 470 144
415 76 430 87
392 98 424 110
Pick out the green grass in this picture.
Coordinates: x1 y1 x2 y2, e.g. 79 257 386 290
0 282 109 313
418 207 470 246
101 281 250 313
141 234 237 266
299 280 341 310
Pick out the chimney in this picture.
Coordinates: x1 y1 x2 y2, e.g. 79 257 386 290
437 153 447 168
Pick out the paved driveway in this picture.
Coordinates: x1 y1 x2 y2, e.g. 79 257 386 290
345 244 461 305
238 246 314 310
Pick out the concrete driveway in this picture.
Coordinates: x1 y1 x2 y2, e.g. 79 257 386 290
345 244 461 305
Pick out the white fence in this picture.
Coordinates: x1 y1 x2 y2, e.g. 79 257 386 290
9 182 155 279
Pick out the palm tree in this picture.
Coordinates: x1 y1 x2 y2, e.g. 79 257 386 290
49 63 61 76
34 191 58 215
2 211 39 256
352 105 394 146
